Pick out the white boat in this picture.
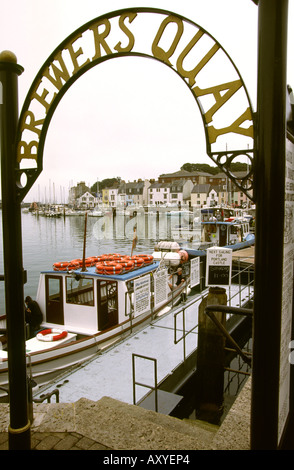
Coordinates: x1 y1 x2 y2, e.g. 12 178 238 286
0 249 190 395
174 218 255 259
88 210 104 217
65 209 85 216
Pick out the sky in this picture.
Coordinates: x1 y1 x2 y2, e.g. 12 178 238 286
0 0 293 203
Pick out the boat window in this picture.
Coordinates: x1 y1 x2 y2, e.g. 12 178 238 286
47 277 62 302
66 276 94 306
97 280 118 330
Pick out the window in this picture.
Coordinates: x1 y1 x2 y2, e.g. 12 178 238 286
66 276 94 306
97 280 118 330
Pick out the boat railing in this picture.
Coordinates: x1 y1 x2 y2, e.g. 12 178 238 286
124 260 191 331
33 389 60 404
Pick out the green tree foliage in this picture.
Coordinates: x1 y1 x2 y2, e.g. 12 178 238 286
90 177 120 193
181 162 249 174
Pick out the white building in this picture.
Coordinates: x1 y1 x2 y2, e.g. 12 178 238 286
148 179 193 206
77 191 96 209
191 184 221 207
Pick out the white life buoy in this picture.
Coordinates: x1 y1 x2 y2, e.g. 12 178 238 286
36 328 68 342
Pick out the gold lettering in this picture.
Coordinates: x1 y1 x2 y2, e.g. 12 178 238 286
17 140 38 162
43 51 71 90
65 33 90 74
192 80 243 123
21 111 44 137
114 13 137 53
90 19 112 60
31 79 54 113
152 15 183 66
207 107 254 144
176 32 219 86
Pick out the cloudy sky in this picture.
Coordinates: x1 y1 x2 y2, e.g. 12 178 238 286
1 0 293 202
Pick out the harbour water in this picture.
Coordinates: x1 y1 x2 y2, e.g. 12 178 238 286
0 209 174 315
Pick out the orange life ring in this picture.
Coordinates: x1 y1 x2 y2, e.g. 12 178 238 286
130 256 145 267
110 253 123 260
119 260 135 272
70 258 83 266
134 254 153 265
87 256 100 264
36 328 68 342
80 257 98 267
95 261 123 275
53 261 69 271
53 261 80 271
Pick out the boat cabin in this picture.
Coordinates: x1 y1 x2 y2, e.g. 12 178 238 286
201 220 251 247
36 262 160 336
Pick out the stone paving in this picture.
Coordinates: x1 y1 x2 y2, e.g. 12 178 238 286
0 431 110 451
0 379 252 451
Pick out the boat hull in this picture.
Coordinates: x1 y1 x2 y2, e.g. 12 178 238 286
0 281 188 398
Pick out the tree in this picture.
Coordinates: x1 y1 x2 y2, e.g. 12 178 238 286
181 163 218 174
181 162 249 174
90 177 121 193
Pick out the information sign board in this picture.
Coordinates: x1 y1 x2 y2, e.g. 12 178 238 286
154 269 168 309
190 257 200 288
278 137 294 443
134 275 150 315
206 247 232 286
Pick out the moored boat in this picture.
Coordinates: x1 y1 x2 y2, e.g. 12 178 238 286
173 217 255 257
0 248 191 395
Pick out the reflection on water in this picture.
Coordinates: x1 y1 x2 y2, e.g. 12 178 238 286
0 211 173 314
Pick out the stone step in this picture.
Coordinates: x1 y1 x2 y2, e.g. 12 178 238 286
72 396 218 450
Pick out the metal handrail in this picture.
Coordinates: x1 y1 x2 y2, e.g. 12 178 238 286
132 353 158 411
172 260 254 364
204 304 253 366
33 389 60 403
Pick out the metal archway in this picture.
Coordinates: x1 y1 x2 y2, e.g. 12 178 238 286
15 7 255 203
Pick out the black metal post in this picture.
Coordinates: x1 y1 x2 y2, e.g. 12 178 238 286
252 0 288 449
0 51 31 449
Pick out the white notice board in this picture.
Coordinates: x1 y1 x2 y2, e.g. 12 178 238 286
278 137 294 444
134 275 150 315
190 257 200 288
206 247 232 286
154 269 168 308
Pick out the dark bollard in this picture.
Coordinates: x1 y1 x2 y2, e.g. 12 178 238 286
196 287 227 424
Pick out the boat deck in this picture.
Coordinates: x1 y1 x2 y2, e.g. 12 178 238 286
33 283 254 407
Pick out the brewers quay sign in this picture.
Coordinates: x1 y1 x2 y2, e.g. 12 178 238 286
16 8 255 200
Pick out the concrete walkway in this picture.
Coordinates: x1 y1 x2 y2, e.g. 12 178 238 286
0 378 251 451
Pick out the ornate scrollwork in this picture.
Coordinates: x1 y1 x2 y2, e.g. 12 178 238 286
211 150 255 201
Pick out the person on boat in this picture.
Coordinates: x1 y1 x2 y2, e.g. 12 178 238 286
168 267 185 290
25 296 43 339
